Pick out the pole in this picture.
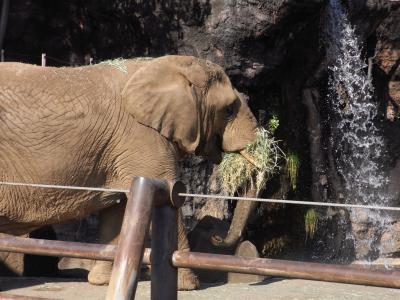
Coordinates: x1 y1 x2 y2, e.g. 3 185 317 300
41 53 46 66
106 177 156 300
106 177 184 300
172 251 400 289
0 0 9 52
1 49 4 62
151 180 184 300
151 205 178 300
0 234 115 261
0 234 152 264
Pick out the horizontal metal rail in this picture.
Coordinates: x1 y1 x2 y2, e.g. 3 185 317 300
0 234 151 264
1 234 399 290
0 181 399 211
172 251 400 289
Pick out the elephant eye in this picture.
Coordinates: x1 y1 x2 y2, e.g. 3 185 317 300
225 105 234 116
224 100 238 118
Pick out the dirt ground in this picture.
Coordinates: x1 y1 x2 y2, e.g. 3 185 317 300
0 277 399 300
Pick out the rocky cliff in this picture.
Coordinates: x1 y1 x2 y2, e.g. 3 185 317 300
2 0 400 262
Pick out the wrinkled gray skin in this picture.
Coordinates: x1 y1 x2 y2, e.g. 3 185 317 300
0 55 258 289
211 188 258 248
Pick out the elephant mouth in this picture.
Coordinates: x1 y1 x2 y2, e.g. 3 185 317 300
200 134 259 166
200 134 262 166
197 134 223 163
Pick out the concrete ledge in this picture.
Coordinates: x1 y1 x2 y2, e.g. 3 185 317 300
1 277 400 300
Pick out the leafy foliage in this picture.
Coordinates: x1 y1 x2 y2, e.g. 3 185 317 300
268 113 279 135
304 208 318 243
286 152 300 191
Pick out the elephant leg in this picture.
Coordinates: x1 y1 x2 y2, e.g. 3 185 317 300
88 201 199 290
88 201 125 285
177 210 200 290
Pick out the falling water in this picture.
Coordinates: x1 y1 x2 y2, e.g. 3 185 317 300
325 0 392 260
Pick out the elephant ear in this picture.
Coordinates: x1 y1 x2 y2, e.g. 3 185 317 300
121 57 204 153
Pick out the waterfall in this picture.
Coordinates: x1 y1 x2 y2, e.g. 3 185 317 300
325 0 393 261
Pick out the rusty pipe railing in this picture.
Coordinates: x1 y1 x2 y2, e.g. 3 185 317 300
0 177 184 300
172 251 400 289
0 234 115 261
1 232 399 291
0 176 399 300
0 234 151 264
105 177 184 300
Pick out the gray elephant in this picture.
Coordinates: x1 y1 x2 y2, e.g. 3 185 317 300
0 55 258 290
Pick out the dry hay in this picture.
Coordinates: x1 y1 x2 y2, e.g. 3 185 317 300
98 57 154 73
99 58 128 73
218 128 284 195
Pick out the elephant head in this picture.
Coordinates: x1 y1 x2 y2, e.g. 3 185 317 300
121 55 258 162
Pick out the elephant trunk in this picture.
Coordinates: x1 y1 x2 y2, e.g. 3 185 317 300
239 149 260 169
211 188 258 248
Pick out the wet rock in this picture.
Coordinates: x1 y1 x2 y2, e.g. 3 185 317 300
380 221 400 257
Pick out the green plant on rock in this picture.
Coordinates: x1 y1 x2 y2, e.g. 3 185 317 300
268 113 280 135
286 151 300 191
304 208 318 243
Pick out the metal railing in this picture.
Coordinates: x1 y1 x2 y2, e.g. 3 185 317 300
0 177 399 300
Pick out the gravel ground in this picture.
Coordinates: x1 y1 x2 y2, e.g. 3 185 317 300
1 277 399 300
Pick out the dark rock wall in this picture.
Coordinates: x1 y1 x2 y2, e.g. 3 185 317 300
2 0 399 261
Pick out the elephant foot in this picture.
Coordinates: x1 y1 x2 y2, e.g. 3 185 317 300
178 268 200 291
88 260 112 286
88 262 199 290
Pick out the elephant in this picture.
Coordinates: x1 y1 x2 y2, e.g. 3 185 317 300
0 55 258 290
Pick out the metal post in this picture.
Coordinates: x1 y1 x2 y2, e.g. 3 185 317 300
151 205 178 300
151 180 185 300
41 53 46 66
106 177 156 300
0 0 9 53
1 49 4 62
106 177 185 300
